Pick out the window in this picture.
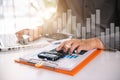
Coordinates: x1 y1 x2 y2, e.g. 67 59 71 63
0 0 57 34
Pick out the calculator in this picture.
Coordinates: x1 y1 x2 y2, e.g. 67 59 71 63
37 49 87 61
37 49 67 61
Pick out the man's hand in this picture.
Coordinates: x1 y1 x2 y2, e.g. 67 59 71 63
16 27 42 43
56 38 105 54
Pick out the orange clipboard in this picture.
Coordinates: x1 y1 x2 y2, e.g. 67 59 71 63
15 49 103 76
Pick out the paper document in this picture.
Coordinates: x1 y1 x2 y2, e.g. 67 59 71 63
19 43 96 70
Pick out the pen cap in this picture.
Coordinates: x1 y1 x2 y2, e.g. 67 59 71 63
35 63 44 68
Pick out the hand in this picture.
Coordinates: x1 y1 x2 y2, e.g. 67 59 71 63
16 27 42 42
56 38 105 54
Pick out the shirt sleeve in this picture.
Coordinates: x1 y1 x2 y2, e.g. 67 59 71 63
99 0 120 51
99 31 120 51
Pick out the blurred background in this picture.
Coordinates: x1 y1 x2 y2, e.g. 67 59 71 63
0 0 57 34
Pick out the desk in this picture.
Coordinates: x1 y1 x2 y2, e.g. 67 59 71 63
0 48 120 80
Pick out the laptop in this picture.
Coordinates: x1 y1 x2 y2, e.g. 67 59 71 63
0 34 50 52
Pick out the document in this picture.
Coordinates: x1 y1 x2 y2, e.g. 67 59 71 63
18 42 96 70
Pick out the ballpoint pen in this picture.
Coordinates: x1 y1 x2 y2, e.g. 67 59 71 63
35 61 58 69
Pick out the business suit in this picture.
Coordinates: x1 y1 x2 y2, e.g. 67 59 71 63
57 0 120 50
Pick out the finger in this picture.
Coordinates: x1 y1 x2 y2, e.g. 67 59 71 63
63 41 73 52
16 32 23 41
63 44 70 52
56 41 66 51
69 43 79 54
28 29 34 41
76 46 82 55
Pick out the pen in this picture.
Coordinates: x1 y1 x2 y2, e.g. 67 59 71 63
35 61 57 69
18 58 58 69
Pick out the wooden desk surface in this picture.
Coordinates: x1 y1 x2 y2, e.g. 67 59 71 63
0 48 120 80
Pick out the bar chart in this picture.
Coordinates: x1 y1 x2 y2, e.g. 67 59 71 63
52 9 120 50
